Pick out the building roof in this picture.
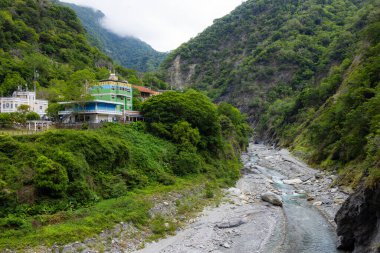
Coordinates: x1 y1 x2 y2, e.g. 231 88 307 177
97 80 131 87
132 85 161 95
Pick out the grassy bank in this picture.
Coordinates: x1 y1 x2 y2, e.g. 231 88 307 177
0 174 221 251
0 91 250 251
0 126 239 250
0 125 236 251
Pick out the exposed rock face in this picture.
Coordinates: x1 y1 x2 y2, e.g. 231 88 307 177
335 182 380 253
167 55 196 90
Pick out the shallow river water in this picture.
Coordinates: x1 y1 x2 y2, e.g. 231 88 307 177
256 162 342 253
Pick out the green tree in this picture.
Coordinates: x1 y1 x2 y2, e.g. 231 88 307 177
46 103 64 121
142 89 222 151
172 121 201 150
0 73 26 96
25 112 40 121
17 104 30 114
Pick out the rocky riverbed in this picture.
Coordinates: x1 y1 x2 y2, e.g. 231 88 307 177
136 144 349 253
42 144 350 253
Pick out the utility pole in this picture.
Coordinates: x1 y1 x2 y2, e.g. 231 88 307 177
33 69 39 94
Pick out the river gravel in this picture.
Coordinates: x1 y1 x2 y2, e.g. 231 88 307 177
136 144 349 253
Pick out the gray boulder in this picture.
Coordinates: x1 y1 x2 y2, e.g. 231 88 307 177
216 217 247 229
283 178 303 185
261 192 283 206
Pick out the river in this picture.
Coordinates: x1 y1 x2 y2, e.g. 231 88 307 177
136 144 348 253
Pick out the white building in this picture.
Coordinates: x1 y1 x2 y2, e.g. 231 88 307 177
0 89 48 117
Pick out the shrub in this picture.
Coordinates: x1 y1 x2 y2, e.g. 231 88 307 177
25 112 40 121
34 156 69 197
0 214 31 231
157 173 176 186
172 121 201 149
173 151 204 176
66 180 98 204
122 168 149 189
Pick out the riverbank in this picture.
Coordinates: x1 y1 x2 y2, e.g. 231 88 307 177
10 143 349 252
136 144 349 253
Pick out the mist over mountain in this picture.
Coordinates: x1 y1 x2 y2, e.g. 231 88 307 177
59 1 168 72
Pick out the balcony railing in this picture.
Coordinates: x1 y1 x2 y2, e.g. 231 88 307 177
59 109 123 116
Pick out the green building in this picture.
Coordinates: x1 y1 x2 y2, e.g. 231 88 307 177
59 73 135 123
90 73 133 111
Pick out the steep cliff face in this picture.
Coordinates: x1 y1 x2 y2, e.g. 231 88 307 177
335 182 380 253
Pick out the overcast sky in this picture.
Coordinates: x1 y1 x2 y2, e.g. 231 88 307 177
60 0 243 52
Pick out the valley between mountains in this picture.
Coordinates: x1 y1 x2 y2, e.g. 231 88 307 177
0 0 379 252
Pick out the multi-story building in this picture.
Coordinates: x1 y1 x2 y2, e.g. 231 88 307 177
0 88 48 117
91 73 133 111
59 74 133 124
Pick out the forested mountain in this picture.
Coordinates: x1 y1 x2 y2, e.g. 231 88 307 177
162 0 380 186
58 1 168 72
0 0 143 101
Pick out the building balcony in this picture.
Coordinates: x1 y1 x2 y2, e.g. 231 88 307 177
59 109 123 116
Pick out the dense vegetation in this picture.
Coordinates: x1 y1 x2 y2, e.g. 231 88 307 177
58 1 168 72
262 17 380 186
161 0 380 186
0 0 149 102
0 2 250 248
142 90 250 154
0 90 250 249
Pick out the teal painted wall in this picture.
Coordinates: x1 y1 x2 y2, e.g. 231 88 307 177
90 81 133 110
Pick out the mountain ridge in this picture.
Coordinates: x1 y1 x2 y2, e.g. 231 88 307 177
161 1 380 250
58 1 168 72
161 0 379 179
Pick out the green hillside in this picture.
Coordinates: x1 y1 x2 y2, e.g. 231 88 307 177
161 0 380 185
0 0 142 100
58 1 168 72
0 90 250 249
0 2 251 249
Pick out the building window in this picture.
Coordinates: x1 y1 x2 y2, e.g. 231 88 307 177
40 106 43 110
10 104 13 109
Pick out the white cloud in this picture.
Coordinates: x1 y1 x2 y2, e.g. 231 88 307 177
60 0 243 52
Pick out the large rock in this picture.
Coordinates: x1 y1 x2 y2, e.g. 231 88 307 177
216 217 247 228
335 182 380 253
283 178 303 185
261 192 283 207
